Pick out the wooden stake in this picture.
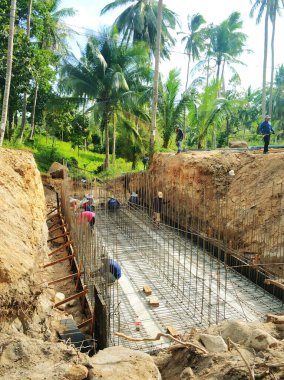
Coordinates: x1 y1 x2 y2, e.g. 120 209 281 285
48 219 62 230
46 212 60 222
48 241 73 256
47 232 70 243
49 224 67 234
77 317 93 329
54 288 88 308
46 207 58 216
47 272 81 285
43 254 75 268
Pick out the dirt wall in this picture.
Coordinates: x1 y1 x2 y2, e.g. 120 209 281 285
126 150 284 267
0 148 47 319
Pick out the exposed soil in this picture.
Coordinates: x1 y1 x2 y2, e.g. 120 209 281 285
1 147 284 380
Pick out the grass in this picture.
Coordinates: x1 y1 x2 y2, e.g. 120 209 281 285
3 134 143 179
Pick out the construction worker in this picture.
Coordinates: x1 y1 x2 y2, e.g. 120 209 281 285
96 257 122 284
152 191 168 227
260 115 275 154
176 127 184 154
78 210 96 229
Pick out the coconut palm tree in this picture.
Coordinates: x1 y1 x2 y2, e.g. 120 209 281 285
250 0 271 119
62 29 150 169
268 0 284 116
208 12 247 84
158 69 191 148
180 14 206 91
100 0 178 59
0 0 17 146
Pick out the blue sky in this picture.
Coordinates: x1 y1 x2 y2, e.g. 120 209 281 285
60 0 284 90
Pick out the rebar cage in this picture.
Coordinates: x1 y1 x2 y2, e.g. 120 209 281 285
60 165 284 352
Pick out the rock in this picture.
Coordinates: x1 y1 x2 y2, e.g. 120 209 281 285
64 364 89 380
229 141 248 148
221 320 251 344
180 367 195 379
228 169 235 176
88 346 161 380
247 329 278 351
54 292 66 311
11 317 24 333
48 162 68 179
200 334 227 353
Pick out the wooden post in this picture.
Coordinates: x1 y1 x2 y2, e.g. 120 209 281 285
48 241 73 256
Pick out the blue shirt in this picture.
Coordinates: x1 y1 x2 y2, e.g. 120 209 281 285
260 121 274 135
109 259 122 279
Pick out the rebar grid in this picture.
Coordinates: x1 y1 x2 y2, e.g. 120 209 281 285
60 165 284 352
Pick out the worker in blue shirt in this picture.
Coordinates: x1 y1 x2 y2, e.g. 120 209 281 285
102 258 122 284
260 115 275 154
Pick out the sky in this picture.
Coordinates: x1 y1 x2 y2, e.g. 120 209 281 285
60 0 284 91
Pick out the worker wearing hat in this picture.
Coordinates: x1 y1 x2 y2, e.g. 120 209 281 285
260 115 275 154
152 191 167 227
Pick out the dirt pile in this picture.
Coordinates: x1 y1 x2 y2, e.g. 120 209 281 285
154 318 284 379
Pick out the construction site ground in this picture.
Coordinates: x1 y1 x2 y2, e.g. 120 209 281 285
1 147 284 380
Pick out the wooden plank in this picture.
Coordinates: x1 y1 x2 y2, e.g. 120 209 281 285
149 297 159 307
166 326 178 337
47 232 70 243
43 254 75 268
143 285 152 296
54 288 88 308
48 241 73 256
264 279 284 291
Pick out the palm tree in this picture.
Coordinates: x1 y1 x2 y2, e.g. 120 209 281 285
250 0 271 119
62 29 150 169
180 14 206 92
28 0 75 140
19 0 33 143
208 12 247 84
158 69 190 148
188 81 228 149
150 0 162 158
268 0 284 116
0 0 17 146
100 0 178 58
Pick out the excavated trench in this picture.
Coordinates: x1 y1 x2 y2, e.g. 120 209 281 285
94 205 284 352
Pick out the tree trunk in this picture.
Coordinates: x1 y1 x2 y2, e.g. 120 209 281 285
103 106 110 169
0 0 17 146
112 112 116 165
269 5 276 117
150 0 163 159
262 4 270 119
19 0 33 143
29 81 38 140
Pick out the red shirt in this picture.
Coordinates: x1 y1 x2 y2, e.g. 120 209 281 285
78 211 96 223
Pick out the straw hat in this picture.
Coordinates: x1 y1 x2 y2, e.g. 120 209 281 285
158 191 163 198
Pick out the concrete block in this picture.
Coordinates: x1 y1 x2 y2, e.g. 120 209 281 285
143 285 152 296
149 297 159 307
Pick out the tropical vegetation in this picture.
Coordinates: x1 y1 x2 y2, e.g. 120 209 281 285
1 0 284 175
